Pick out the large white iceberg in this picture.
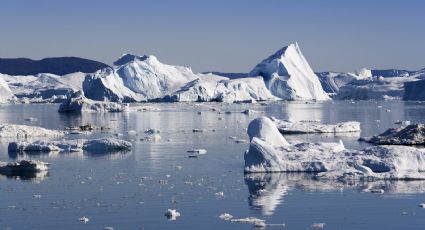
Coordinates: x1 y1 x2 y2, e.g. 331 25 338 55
0 124 64 139
271 117 361 134
164 74 278 102
249 43 330 101
1 72 86 103
360 124 425 145
58 91 128 113
244 117 425 180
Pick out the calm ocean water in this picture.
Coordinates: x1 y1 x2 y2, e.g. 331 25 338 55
0 101 424 229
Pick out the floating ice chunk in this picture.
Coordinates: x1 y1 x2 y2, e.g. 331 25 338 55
8 138 131 153
164 209 180 220
103 227 114 230
219 213 233 221
360 124 425 145
235 139 249 144
215 191 224 197
311 223 326 228
0 160 49 175
419 203 425 208
245 117 425 180
187 149 207 155
83 138 132 152
58 91 128 113
0 124 64 139
78 216 90 223
230 217 265 225
272 117 361 134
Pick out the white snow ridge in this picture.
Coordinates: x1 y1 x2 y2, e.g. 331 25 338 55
249 42 330 101
244 117 425 180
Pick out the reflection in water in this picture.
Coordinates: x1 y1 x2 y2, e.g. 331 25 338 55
245 173 425 215
0 170 49 183
9 150 132 160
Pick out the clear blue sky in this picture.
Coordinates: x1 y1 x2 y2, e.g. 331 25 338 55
1 0 424 72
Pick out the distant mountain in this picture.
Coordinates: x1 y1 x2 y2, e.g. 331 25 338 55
0 57 109 75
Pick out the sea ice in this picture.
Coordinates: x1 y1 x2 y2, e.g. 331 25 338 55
0 160 49 175
271 117 361 134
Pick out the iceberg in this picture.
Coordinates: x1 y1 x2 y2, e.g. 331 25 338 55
58 91 129 113
0 124 64 139
249 43 330 101
8 138 132 153
2 72 86 103
403 79 425 101
244 117 425 180
0 75 15 103
0 160 49 175
164 74 278 102
271 117 361 134
360 124 425 145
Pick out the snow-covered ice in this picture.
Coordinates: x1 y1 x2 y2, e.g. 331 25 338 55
8 138 132 153
249 43 330 101
58 91 129 113
244 117 425 180
271 117 361 134
360 124 425 145
0 124 64 139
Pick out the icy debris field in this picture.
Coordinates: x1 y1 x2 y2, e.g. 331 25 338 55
0 101 425 229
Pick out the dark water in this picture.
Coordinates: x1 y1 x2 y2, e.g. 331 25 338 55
0 101 424 229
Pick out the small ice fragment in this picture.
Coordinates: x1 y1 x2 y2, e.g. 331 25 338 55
175 166 183 170
311 223 325 228
419 203 425 208
235 139 248 144
103 227 114 230
79 216 90 223
371 189 384 194
164 209 180 220
386 109 391 112
127 130 137 136
219 213 233 221
231 217 265 225
187 149 207 154
33 194 42 199
215 191 224 197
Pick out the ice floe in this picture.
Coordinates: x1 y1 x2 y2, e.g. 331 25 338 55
271 117 361 134
360 124 425 145
244 117 425 180
8 138 132 153
0 160 49 177
0 124 64 139
58 90 129 113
